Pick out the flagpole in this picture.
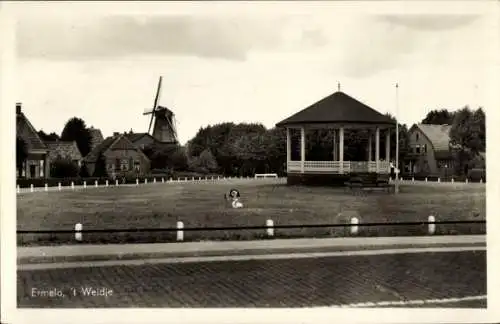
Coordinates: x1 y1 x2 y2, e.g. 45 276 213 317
395 83 400 194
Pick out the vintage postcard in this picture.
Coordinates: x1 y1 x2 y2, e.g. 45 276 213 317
1 1 498 323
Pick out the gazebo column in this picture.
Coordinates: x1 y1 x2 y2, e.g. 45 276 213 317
300 127 305 173
375 127 380 173
339 127 344 173
368 131 372 161
332 129 337 161
385 129 390 172
286 127 291 170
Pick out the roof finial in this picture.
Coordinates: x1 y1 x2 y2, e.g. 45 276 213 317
337 82 341 92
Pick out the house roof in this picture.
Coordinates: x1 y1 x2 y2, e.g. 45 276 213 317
124 132 156 143
83 134 150 163
413 124 452 151
276 91 394 127
45 140 82 161
16 109 48 152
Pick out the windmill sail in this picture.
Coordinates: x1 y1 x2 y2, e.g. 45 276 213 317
143 76 179 144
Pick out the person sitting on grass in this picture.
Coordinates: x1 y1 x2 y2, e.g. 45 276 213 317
224 189 243 209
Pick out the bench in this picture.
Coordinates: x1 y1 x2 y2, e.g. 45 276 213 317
254 173 278 179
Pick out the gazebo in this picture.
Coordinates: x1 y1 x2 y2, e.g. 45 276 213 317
276 90 395 186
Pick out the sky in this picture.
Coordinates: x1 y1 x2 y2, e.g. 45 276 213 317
13 2 499 145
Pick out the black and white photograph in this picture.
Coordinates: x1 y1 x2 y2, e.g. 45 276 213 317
1 1 498 323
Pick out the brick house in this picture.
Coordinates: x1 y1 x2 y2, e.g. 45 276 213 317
45 140 83 169
16 103 50 179
405 124 454 176
82 132 151 178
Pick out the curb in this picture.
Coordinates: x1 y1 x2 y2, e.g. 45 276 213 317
18 239 485 265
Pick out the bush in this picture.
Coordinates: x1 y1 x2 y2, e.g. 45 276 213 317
468 168 486 182
50 159 79 178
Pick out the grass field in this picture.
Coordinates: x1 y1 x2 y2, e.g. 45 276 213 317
16 179 486 245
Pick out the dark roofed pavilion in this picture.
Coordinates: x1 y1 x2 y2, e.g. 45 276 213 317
276 91 395 185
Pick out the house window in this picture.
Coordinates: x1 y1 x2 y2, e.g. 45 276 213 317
416 133 419 141
415 145 420 154
134 161 140 172
423 144 427 153
121 159 129 171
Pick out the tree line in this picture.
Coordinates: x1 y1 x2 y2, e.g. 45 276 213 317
17 105 485 179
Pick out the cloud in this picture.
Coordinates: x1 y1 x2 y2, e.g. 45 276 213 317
334 14 484 78
16 15 286 61
375 14 480 31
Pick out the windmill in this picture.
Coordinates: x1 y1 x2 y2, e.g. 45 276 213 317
143 76 179 144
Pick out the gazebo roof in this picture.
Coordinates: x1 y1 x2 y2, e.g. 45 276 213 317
276 91 394 127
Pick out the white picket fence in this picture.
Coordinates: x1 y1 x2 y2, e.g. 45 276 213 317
16 175 287 194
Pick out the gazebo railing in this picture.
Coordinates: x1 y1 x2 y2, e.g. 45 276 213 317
287 161 390 174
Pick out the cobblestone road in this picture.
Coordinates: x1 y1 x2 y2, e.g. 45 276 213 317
17 250 486 308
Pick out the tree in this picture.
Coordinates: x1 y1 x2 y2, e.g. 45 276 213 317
199 149 219 172
450 107 486 175
421 109 455 125
38 130 60 142
61 117 92 157
93 152 108 177
79 162 90 178
16 137 28 177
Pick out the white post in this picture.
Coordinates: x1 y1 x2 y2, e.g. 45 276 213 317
375 127 380 173
45 183 48 191
115 179 119 186
192 177 195 181
176 221 184 241
266 219 274 237
30 184 34 192
451 177 454 183
105 180 109 187
145 178 148 184
438 178 441 183
162 178 165 183
75 223 83 241
466 178 468 184
17 185 20 194
136 178 139 185
339 127 344 173
95 180 98 187
83 181 87 188
71 181 75 190
300 127 305 173
395 83 400 194
153 178 156 184
217 176 220 180
350 217 359 235
58 182 62 191
425 177 428 182
480 178 483 183
412 177 415 182
428 215 436 235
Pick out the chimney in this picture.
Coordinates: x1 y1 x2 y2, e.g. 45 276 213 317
16 102 22 114
113 132 119 137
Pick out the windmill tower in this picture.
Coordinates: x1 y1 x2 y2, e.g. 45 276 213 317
143 76 179 144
